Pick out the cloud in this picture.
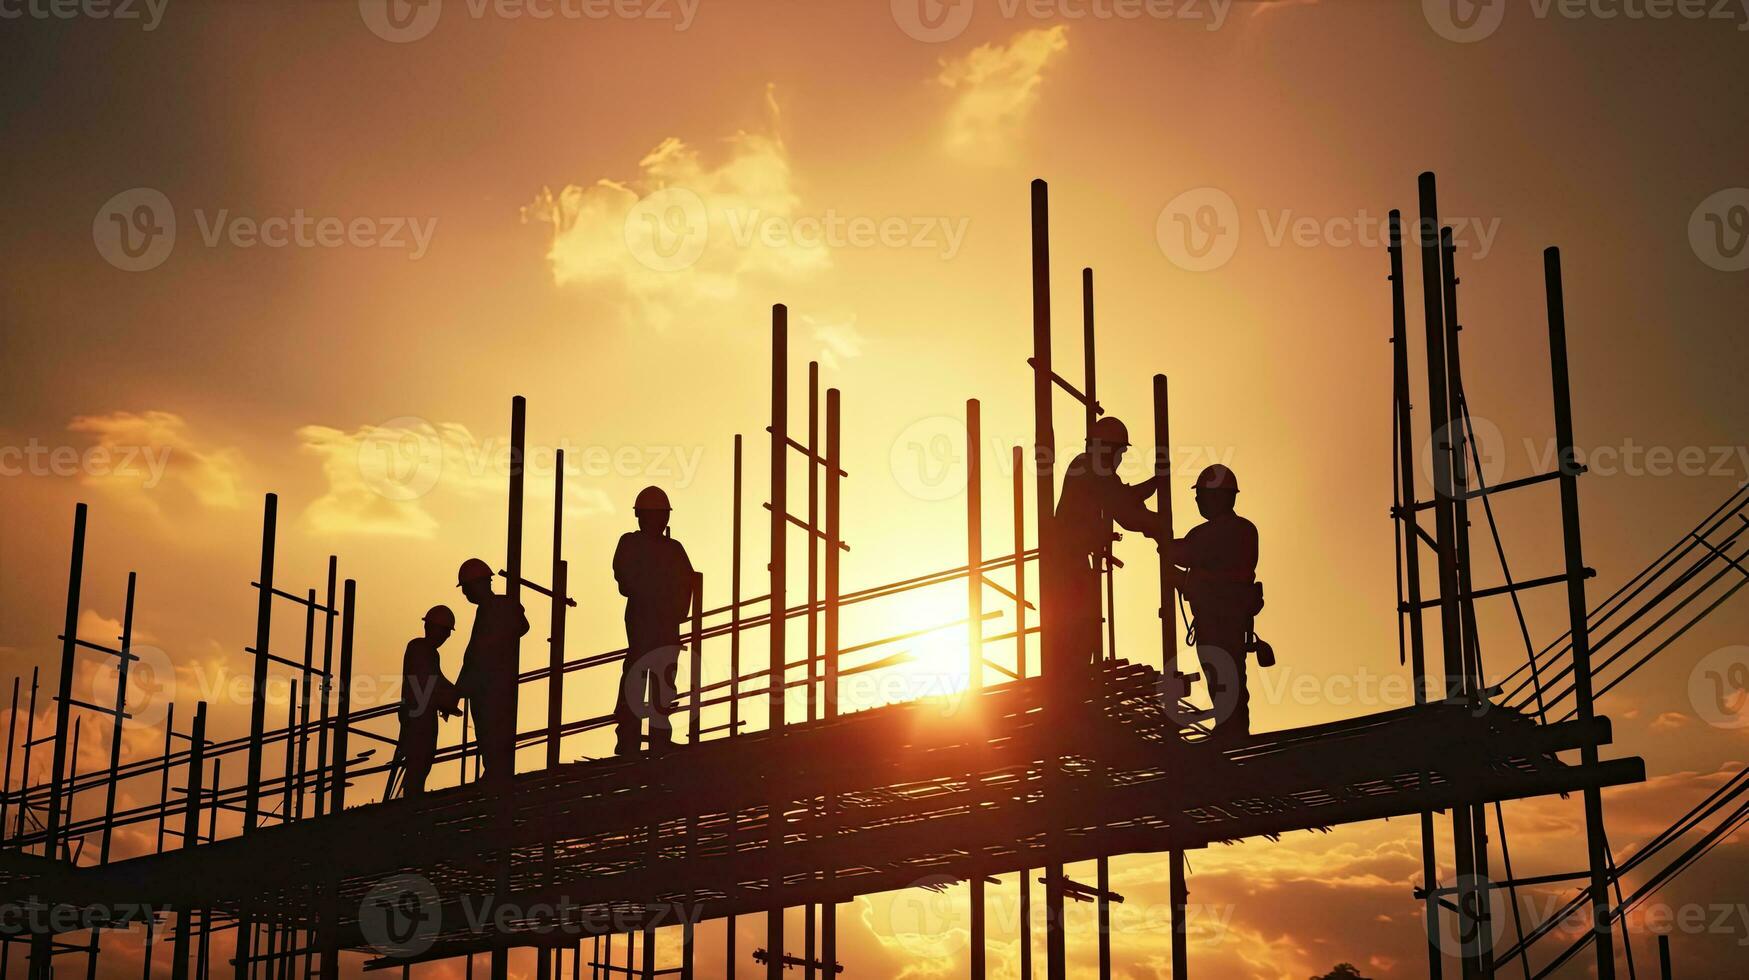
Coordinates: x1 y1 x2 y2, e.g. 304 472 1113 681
523 85 828 329
66 410 243 515
937 27 1069 161
1650 711 1691 731
807 314 867 371
297 420 613 538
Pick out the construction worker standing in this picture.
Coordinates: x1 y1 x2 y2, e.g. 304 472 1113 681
397 605 461 797
453 557 529 782
612 486 695 756
1045 417 1166 676
1167 464 1262 739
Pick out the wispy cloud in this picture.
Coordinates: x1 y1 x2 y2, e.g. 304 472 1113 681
523 86 828 329
937 27 1069 161
297 420 613 538
808 314 868 371
67 410 243 515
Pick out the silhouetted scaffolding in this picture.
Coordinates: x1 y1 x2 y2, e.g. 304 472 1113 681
5 175 1740 980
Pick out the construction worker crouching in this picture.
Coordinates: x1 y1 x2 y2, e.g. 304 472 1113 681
397 605 461 797
1045 416 1166 678
453 557 529 783
612 486 695 757
1166 464 1265 740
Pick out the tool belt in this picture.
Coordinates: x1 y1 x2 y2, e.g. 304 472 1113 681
1186 578 1264 619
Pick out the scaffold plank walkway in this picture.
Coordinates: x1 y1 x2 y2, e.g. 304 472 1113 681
12 660 1643 969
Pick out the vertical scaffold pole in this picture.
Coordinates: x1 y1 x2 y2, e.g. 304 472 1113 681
1011 446 1032 980
100 571 136 865
1417 173 1481 980
172 702 209 980
1545 246 1616 980
1083 268 1114 980
34 502 87 980
768 304 789 980
966 398 986 980
315 556 337 816
1154 375 1189 980
805 361 819 980
1029 178 1067 980
549 449 568 772
1388 209 1443 980
822 386 841 977
729 432 743 980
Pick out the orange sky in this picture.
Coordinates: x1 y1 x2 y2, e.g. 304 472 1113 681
3 2 1748 977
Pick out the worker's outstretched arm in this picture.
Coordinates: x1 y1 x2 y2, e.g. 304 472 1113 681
1105 476 1166 539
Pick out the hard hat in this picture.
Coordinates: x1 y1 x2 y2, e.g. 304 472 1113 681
456 557 494 587
423 605 456 630
1193 463 1240 493
1088 417 1130 447
634 485 672 511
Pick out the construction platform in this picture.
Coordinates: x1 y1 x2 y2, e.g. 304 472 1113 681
8 660 1644 967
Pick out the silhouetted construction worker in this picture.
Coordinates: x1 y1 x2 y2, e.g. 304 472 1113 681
1167 464 1263 739
397 605 461 797
612 486 695 756
453 557 529 782
1045 417 1165 676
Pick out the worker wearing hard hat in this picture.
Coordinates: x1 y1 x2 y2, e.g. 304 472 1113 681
1046 417 1167 675
397 605 461 797
612 486 696 756
1166 464 1264 739
453 557 529 782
